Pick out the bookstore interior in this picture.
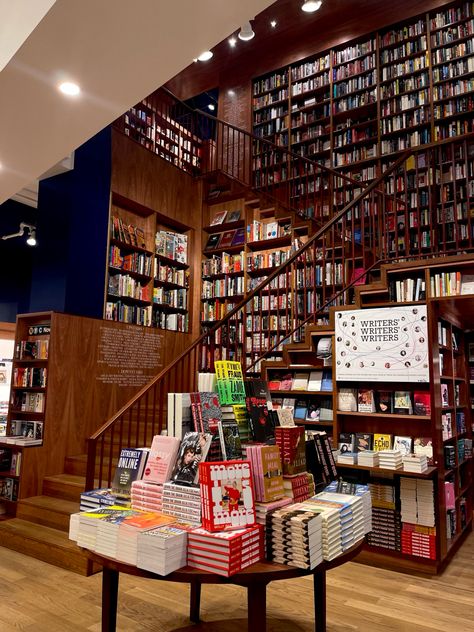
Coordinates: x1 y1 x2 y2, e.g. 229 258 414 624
1 0 474 628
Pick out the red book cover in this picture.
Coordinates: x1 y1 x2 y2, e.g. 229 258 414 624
199 460 256 531
218 230 237 249
275 426 306 476
413 392 431 416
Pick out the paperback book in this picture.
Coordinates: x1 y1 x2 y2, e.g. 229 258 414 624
170 432 212 485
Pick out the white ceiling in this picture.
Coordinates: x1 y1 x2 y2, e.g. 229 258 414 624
0 0 273 205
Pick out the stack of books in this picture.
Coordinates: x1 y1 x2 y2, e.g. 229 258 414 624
336 451 358 465
313 492 366 551
254 497 293 526
116 513 175 565
162 482 201 525
402 454 428 473
137 524 189 575
400 523 436 560
323 481 372 534
399 477 418 525
301 499 345 561
367 506 401 551
95 508 144 558
80 488 116 512
377 449 403 470
73 506 123 550
357 451 379 467
241 446 284 503
283 472 314 502
131 480 163 512
415 479 435 528
269 506 323 570
187 525 264 576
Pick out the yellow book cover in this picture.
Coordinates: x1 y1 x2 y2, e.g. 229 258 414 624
373 434 392 451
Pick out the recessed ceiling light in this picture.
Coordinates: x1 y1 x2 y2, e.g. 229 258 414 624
270 20 277 27
197 51 213 62
238 21 255 41
229 37 237 47
58 81 80 96
301 0 322 12
208 104 215 111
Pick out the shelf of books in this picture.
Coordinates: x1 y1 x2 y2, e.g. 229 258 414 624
121 99 202 176
105 194 191 332
0 315 50 513
331 284 473 572
251 0 474 233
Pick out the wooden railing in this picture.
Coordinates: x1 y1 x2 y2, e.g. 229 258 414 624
86 149 410 490
89 92 474 491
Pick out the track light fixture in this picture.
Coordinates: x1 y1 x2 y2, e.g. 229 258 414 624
1 222 37 246
238 21 255 41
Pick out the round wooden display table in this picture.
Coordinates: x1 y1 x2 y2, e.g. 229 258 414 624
88 539 364 632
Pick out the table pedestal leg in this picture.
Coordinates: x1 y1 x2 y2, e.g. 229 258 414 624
102 567 119 632
190 581 201 623
247 583 267 632
313 569 326 632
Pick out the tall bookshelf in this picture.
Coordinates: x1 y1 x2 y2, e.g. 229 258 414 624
251 0 474 228
330 255 474 573
105 194 192 332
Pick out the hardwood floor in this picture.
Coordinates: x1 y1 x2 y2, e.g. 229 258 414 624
0 532 473 632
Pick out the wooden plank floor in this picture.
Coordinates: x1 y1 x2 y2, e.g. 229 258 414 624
0 531 473 632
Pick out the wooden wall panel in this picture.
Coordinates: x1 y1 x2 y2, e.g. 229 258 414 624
19 311 193 497
111 130 203 339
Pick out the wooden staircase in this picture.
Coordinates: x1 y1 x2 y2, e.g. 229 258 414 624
0 457 99 576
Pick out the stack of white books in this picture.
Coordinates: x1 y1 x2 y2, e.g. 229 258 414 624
402 454 428 473
95 508 143 557
324 481 372 534
357 451 379 467
300 497 351 560
254 497 293 525
399 477 418 524
336 451 358 465
131 480 164 512
162 482 201 525
116 513 175 565
314 492 366 550
416 479 435 527
378 449 403 470
137 524 189 576
269 505 323 570
73 506 124 550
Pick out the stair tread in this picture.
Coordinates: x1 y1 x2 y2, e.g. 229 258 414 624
18 495 80 514
44 473 86 487
0 518 78 549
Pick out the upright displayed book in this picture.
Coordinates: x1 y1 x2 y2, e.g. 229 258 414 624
142 436 180 485
214 361 246 405
199 460 256 531
170 432 212 485
111 448 150 500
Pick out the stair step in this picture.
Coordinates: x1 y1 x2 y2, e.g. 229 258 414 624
16 496 80 532
0 518 99 575
65 454 116 477
42 473 86 502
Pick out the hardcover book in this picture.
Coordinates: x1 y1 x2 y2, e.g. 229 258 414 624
142 435 180 484
219 230 237 249
375 390 393 414
199 460 256 531
307 370 323 391
355 433 373 452
112 448 150 499
205 233 221 250
305 403 320 422
338 432 355 453
231 228 245 247
413 392 431 416
210 210 228 226
393 391 413 414
214 361 246 405
373 434 392 451
357 389 376 413
170 432 212 485
217 418 242 461
337 388 357 412
393 435 413 456
227 210 241 223
413 437 434 465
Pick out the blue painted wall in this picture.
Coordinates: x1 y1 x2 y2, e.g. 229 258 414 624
29 127 112 318
0 200 36 321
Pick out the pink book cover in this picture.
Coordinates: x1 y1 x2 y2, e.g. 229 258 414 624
444 481 455 510
142 435 180 484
